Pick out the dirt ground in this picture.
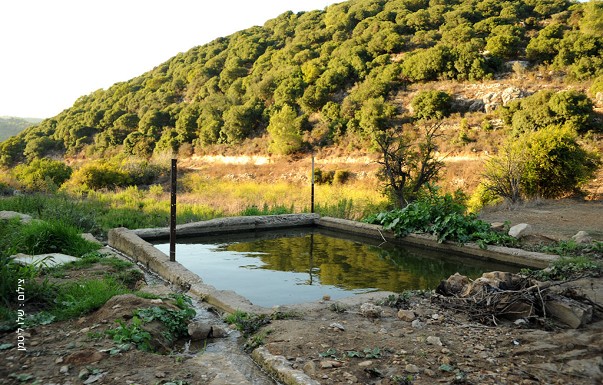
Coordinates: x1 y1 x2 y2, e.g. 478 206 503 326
1 199 602 385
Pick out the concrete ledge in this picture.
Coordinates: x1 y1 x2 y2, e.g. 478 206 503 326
316 217 558 269
252 347 321 385
134 213 320 240
108 227 269 314
108 214 558 317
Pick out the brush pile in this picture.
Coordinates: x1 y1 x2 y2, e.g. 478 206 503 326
434 271 600 328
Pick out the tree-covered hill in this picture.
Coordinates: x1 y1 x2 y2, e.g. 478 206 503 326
0 117 42 142
1 0 601 166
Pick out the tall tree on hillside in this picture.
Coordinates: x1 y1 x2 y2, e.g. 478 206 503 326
374 123 445 207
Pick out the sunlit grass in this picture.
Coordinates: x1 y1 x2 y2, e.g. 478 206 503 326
178 173 387 220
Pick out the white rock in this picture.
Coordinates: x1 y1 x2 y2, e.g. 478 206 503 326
397 309 416 322
571 231 592 244
426 336 443 346
508 223 533 239
360 303 382 318
0 211 32 223
188 321 212 340
329 322 345 331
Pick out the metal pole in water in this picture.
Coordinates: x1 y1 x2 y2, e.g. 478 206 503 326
311 153 315 213
169 158 177 262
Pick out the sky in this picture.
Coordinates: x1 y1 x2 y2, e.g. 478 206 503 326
0 0 341 119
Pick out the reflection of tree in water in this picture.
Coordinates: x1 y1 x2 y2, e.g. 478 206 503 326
219 233 519 292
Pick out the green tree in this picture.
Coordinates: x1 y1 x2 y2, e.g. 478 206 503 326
374 123 445 207
357 97 397 135
521 125 600 198
410 90 452 121
579 0 603 36
267 104 304 155
12 159 73 192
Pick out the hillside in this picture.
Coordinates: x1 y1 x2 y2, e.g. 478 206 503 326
0 0 601 199
0 117 41 142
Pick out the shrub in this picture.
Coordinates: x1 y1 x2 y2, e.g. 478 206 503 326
589 75 603 96
482 126 600 201
365 189 516 247
500 90 596 135
521 125 600 198
12 159 72 192
410 90 451 121
313 168 335 184
65 162 130 192
333 170 351 184
15 219 101 257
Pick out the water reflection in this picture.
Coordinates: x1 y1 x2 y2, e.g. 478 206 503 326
154 228 519 307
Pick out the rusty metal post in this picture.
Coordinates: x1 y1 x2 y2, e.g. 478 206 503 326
311 154 315 213
169 158 177 262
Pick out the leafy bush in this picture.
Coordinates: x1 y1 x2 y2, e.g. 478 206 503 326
365 189 516 247
12 159 72 192
333 170 351 184
410 90 451 121
590 75 603 95
313 168 335 184
500 90 596 135
521 126 600 198
14 219 101 257
482 126 600 201
65 162 130 192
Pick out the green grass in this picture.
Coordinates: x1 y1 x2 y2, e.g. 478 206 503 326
15 220 101 256
51 277 130 321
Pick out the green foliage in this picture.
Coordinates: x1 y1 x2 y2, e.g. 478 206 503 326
374 123 444 206
224 310 271 337
520 125 600 198
14 219 101 257
314 198 356 219
107 317 152 352
589 75 603 95
240 203 293 216
135 305 196 342
410 90 451 121
3 0 594 163
482 126 600 201
267 104 304 155
52 278 129 321
12 159 72 192
522 253 602 281
65 162 130 192
365 189 517 246
500 90 596 135
579 0 603 36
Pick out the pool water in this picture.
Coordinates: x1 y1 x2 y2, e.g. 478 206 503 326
154 228 519 307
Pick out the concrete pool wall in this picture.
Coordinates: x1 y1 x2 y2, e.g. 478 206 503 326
107 213 558 313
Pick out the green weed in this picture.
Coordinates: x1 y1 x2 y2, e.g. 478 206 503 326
365 190 517 247
224 310 270 337
15 219 101 257
135 306 195 342
52 278 129 321
522 255 602 281
240 203 293 216
106 317 153 352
